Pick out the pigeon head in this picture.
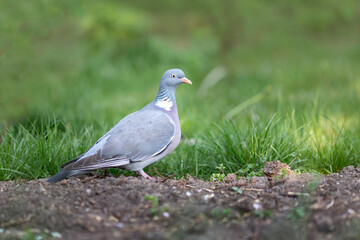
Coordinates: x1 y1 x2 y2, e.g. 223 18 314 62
155 69 191 104
160 69 192 88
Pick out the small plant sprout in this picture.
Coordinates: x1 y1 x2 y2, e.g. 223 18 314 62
211 208 232 221
232 187 243 194
287 206 306 219
236 163 262 181
273 168 289 180
144 195 170 218
144 195 159 217
252 209 274 219
210 163 226 181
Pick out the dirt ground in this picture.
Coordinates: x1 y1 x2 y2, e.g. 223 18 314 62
1 161 360 240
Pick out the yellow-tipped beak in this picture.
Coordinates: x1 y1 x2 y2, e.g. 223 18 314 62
181 77 192 85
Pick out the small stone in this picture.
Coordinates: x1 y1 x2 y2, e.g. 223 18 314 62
86 189 92 195
60 179 67 185
314 214 334 232
51 232 62 238
109 216 119 222
250 177 269 188
253 199 262 210
39 184 47 194
88 214 102 222
115 223 124 228
263 160 294 180
186 174 197 183
341 165 355 175
203 193 215 201
348 208 355 215
238 177 247 185
186 191 192 197
224 173 237 183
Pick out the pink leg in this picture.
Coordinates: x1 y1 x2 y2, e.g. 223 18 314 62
139 170 155 180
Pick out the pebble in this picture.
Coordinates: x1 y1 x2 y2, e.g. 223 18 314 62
203 193 214 201
224 173 237 183
347 208 355 215
253 199 262 210
51 232 62 238
115 223 124 228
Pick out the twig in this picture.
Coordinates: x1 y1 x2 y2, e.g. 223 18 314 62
81 175 98 183
325 199 334 209
160 173 176 183
242 188 264 192
284 192 310 197
1 214 34 228
202 188 214 193
153 167 164 178
116 178 126 185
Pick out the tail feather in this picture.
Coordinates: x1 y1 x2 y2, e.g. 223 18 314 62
46 170 84 183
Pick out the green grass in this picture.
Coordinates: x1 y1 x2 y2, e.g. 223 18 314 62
0 0 360 181
1 110 359 181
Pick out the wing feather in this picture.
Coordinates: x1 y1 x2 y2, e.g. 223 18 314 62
63 108 175 171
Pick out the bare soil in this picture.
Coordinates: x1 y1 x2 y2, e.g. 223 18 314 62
1 162 360 240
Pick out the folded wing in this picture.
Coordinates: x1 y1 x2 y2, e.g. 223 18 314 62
62 109 175 171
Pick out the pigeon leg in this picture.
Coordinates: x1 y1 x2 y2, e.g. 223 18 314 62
139 170 155 180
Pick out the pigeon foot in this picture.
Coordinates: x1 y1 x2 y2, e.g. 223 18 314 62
139 170 155 180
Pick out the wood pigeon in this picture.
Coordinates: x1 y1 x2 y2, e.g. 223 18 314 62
47 69 191 182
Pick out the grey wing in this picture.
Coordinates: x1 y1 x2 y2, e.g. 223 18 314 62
63 110 175 171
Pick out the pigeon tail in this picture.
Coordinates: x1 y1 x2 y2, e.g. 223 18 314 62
46 170 84 183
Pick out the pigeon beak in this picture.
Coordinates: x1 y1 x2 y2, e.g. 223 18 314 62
181 77 192 85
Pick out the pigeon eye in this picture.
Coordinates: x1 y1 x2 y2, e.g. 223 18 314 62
171 74 176 78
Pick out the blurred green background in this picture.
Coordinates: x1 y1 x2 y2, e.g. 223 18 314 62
1 0 360 180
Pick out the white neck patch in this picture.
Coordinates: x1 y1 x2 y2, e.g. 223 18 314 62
155 97 173 111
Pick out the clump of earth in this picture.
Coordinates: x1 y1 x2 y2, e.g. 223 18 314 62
1 161 360 240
